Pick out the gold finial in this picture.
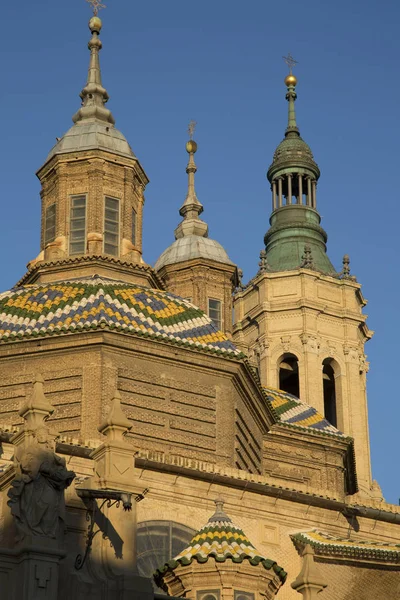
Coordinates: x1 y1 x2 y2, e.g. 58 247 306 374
186 120 198 153
283 52 298 87
86 0 106 16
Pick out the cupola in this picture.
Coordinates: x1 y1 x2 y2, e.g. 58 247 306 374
26 12 158 289
154 499 286 599
264 59 335 275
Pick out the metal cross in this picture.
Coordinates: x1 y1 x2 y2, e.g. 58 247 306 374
86 0 106 16
188 120 197 140
283 53 298 74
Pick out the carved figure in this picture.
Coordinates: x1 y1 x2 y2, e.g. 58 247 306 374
7 430 75 540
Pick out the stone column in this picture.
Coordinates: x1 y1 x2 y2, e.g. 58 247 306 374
307 177 312 206
287 173 293 205
272 180 277 211
298 174 303 204
291 545 327 599
278 178 283 207
85 392 154 600
312 180 317 208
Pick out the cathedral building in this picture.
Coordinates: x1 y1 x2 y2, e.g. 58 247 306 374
0 10 399 600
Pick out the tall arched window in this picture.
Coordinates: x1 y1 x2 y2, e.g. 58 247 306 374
323 358 337 427
278 353 300 397
137 520 194 593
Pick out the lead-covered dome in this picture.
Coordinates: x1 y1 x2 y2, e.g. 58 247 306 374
155 235 233 270
46 121 135 162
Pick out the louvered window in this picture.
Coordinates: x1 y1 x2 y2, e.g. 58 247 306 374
104 197 120 256
69 195 86 255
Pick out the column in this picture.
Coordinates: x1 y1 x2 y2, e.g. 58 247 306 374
312 180 317 208
298 173 303 204
287 173 292 205
307 177 312 206
272 180 277 211
278 177 283 208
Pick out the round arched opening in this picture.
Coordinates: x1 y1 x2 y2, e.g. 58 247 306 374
323 358 337 427
278 353 299 397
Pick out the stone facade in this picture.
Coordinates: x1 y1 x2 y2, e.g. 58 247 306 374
233 269 373 495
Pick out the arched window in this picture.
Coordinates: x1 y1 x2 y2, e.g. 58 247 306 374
278 353 300 397
323 359 337 427
137 520 195 593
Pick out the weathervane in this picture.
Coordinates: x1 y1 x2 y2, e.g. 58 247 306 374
188 120 197 140
86 0 106 16
283 53 298 74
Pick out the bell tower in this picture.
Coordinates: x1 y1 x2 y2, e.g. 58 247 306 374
233 64 374 496
24 14 159 288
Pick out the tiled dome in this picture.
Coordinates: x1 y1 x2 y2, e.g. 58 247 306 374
0 276 242 358
263 387 344 437
154 502 287 587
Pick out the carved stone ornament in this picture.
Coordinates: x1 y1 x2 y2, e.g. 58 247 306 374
281 335 291 352
7 374 76 541
300 333 320 352
7 431 76 540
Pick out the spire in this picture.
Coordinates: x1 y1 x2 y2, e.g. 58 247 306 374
174 122 208 239
262 58 336 275
282 53 299 136
208 496 232 523
72 14 115 126
98 390 132 442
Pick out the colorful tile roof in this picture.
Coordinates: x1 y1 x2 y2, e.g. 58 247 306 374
154 501 287 585
263 387 344 437
291 530 400 563
0 277 243 358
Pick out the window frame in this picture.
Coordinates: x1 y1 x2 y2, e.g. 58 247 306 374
44 202 56 246
69 194 87 255
103 196 121 256
208 297 222 330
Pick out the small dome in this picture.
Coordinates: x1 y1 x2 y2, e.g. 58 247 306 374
155 235 233 271
0 276 241 358
154 502 287 589
45 120 135 163
267 133 320 180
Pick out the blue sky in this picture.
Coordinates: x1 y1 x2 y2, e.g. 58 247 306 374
1 0 399 504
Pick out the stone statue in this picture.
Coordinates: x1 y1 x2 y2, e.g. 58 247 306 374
7 427 75 540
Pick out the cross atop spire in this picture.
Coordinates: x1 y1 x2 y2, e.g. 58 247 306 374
188 120 197 140
86 0 106 16
283 52 298 74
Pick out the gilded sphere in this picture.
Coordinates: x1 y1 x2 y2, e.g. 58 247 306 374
89 16 102 33
284 74 297 87
186 140 198 153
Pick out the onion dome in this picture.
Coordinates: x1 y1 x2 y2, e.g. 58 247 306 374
155 129 233 271
0 276 242 358
45 17 134 164
154 499 287 591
